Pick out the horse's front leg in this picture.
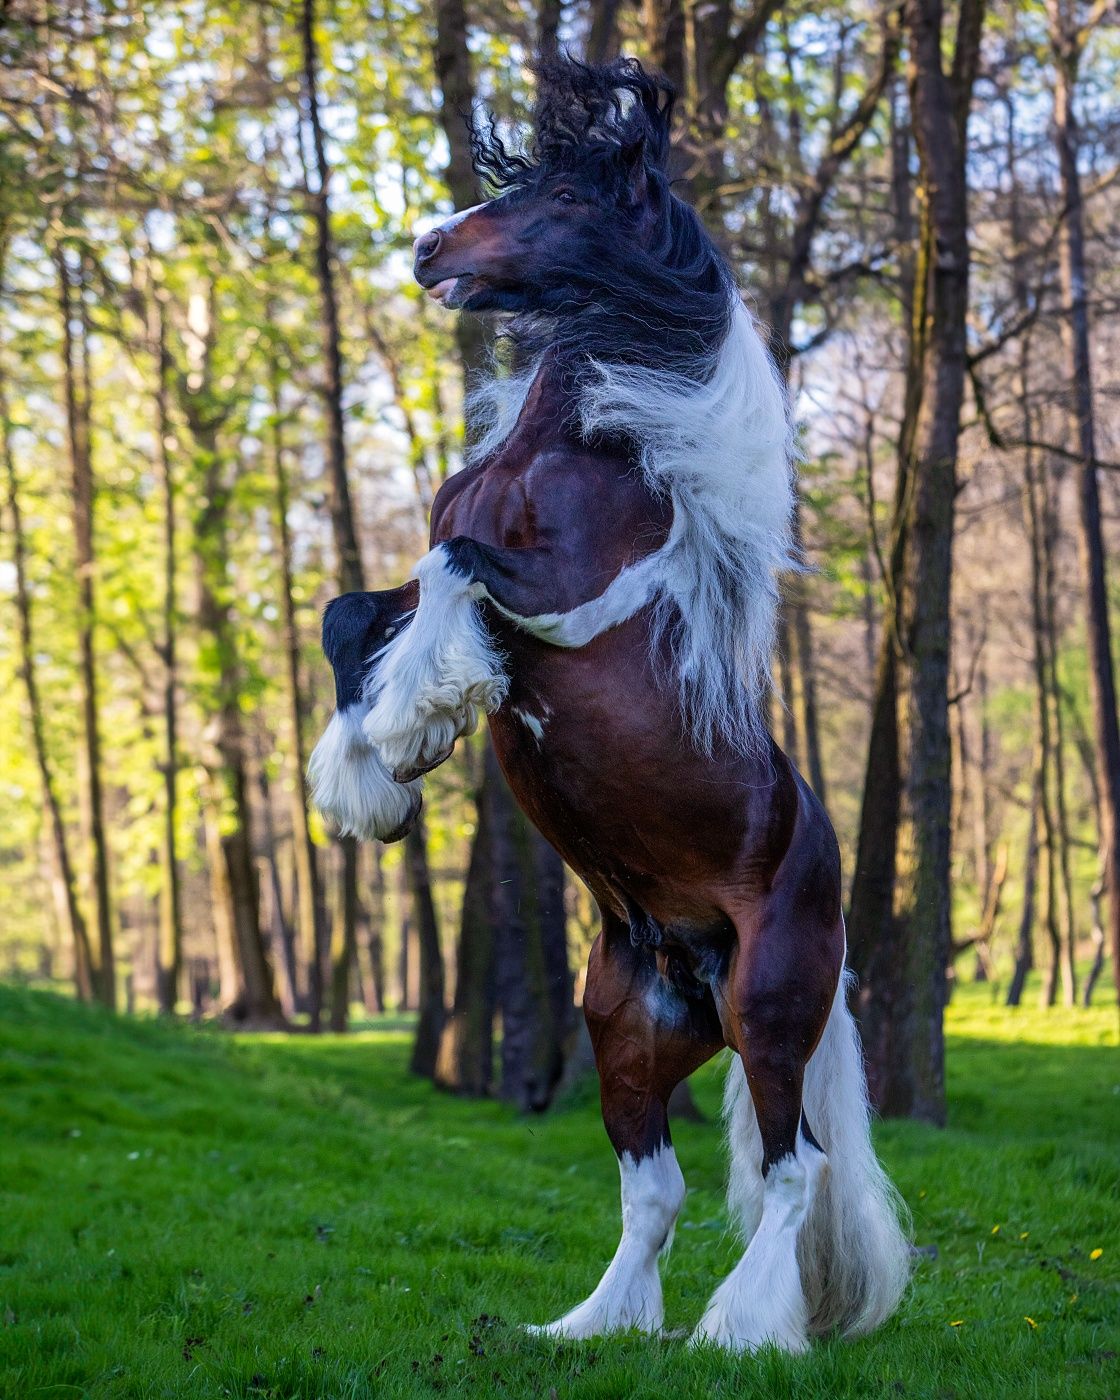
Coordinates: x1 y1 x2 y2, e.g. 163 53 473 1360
530 913 724 1339
363 534 664 781
307 585 423 842
361 538 564 781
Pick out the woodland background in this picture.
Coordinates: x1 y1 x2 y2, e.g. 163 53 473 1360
1 0 1118 1126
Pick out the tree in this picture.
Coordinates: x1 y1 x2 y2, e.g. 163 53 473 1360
174 266 281 1025
300 0 366 1031
848 0 986 1123
54 238 116 1010
1047 0 1120 1012
1 325 95 1001
266 320 325 1024
150 290 184 1015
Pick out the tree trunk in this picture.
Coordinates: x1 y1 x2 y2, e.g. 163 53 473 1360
1026 442 1066 1012
489 749 572 1112
406 818 446 1076
1083 876 1106 1007
192 412 281 1024
1007 778 1039 1007
398 853 412 1009
538 0 563 56
301 0 367 1030
1 348 95 1001
847 71 921 1096
254 753 300 1019
436 745 572 1108
587 0 622 63
436 773 497 1094
971 660 990 907
433 0 487 382
152 298 183 1015
204 806 243 1009
1050 4 1120 1012
55 243 115 1009
360 844 386 1014
644 0 687 97
773 613 800 767
1008 77 1075 1010
852 0 985 1123
269 342 325 1027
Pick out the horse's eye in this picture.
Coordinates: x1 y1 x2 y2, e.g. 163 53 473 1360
552 189 577 205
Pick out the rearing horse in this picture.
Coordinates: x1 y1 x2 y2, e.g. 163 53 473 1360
309 57 910 1353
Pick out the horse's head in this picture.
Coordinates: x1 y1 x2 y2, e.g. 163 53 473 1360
413 57 689 322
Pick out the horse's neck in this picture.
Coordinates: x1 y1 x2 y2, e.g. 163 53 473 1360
508 353 572 453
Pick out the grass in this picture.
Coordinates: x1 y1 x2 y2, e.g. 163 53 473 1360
0 983 1117 1399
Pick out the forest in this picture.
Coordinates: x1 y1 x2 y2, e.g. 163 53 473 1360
1 0 1118 1129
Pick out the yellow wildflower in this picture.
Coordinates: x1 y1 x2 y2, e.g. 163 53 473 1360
1090 1248 1103 1261
1024 1317 1037 1329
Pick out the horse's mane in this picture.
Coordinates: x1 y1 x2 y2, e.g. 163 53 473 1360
472 56 673 198
467 57 796 758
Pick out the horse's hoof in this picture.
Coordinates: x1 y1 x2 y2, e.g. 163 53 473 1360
378 791 423 843
392 747 453 783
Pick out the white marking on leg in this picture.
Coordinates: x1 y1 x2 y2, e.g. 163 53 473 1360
692 1140 826 1354
529 1145 684 1339
362 545 508 777
723 1054 765 1247
307 707 421 841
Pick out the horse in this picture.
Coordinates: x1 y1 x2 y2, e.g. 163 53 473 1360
308 55 910 1354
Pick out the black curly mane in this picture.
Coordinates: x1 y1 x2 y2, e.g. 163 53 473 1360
468 56 734 378
471 57 675 198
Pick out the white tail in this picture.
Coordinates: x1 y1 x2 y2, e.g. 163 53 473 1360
724 971 911 1338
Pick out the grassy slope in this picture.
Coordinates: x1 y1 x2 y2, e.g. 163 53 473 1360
0 985 1117 1400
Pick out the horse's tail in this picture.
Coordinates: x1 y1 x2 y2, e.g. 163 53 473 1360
724 970 911 1338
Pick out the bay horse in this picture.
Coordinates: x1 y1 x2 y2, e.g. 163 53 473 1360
309 56 910 1353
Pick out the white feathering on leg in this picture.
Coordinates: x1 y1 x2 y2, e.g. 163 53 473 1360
362 545 508 777
712 968 911 1348
693 1140 826 1354
529 1145 685 1339
307 707 421 841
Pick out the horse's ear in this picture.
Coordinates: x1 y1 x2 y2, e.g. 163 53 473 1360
620 134 648 202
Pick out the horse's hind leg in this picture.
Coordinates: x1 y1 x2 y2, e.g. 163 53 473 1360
693 901 841 1354
531 912 723 1339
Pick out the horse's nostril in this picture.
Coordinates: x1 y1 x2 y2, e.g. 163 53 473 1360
413 229 441 262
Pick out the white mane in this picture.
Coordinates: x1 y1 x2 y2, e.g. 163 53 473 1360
467 297 797 756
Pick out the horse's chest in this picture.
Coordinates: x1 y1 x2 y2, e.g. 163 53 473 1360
484 625 748 902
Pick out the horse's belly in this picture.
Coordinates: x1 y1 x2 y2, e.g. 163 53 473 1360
485 625 783 919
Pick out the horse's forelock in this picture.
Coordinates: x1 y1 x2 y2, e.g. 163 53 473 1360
533 55 675 174
468 55 675 196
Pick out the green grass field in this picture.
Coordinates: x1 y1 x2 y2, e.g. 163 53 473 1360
1 984 1117 1399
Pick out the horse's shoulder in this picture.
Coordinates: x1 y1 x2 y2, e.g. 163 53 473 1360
521 441 630 501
